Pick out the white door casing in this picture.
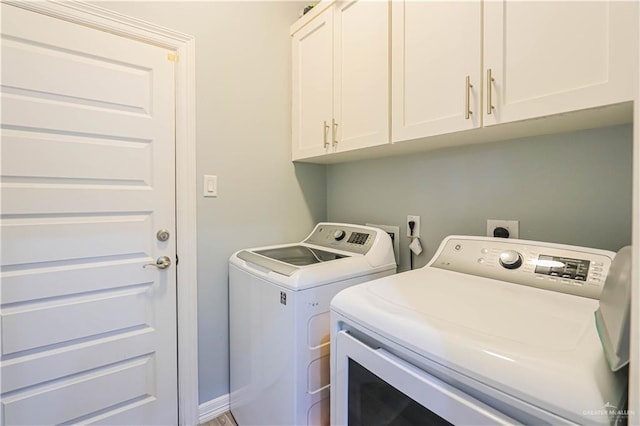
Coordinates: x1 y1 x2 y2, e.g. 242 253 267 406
0 2 198 424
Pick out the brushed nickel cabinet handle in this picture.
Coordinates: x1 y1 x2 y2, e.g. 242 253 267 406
323 120 330 148
487 68 495 115
465 75 473 120
332 118 338 147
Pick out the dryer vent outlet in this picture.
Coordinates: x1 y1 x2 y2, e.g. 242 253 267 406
487 220 519 239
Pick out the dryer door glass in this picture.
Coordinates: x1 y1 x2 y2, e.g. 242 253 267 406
348 359 453 426
333 331 517 426
255 246 347 266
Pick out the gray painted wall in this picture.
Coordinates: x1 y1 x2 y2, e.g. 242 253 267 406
93 1 325 403
327 125 633 272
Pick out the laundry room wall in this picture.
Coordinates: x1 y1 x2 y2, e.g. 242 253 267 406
327 124 633 271
92 1 325 405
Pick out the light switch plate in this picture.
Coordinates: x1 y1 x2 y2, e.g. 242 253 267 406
203 175 217 197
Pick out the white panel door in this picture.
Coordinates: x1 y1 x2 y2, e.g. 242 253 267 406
483 0 638 126
333 0 389 152
0 4 177 425
392 0 482 143
292 10 333 160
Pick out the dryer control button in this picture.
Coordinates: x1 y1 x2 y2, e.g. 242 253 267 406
333 230 346 241
499 250 523 269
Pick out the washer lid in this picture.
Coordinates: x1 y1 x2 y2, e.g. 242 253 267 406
331 267 626 424
235 245 351 278
254 245 348 266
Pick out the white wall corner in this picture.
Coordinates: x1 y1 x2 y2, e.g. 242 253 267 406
199 394 231 424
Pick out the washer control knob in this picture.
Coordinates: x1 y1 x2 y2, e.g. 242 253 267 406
499 250 523 269
333 230 346 241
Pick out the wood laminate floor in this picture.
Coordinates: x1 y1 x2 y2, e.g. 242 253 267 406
199 411 238 426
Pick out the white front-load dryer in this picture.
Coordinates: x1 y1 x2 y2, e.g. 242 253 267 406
330 236 628 426
229 223 396 426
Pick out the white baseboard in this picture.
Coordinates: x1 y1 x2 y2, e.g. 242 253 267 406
198 394 230 424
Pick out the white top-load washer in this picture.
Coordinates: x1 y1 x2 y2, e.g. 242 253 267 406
229 223 396 426
330 236 629 425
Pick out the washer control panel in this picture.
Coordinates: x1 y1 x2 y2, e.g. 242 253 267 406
430 236 615 299
305 223 378 255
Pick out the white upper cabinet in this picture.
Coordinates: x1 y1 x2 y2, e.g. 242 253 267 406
391 1 482 142
292 9 333 160
292 0 389 161
483 1 637 127
392 0 637 144
293 0 637 163
333 0 389 153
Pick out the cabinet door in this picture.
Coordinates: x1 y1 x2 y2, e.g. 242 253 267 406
484 1 638 126
292 10 333 160
333 0 389 152
391 1 482 143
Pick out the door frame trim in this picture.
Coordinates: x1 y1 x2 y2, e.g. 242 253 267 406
3 1 200 424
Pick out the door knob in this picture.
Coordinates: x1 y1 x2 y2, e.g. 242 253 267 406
143 256 172 269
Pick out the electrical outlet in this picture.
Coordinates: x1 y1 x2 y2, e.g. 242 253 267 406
367 223 400 265
407 215 420 238
487 219 519 239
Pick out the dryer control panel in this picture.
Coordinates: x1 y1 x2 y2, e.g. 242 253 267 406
430 236 616 299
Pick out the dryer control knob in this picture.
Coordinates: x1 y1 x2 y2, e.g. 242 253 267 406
333 230 346 241
499 250 523 269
